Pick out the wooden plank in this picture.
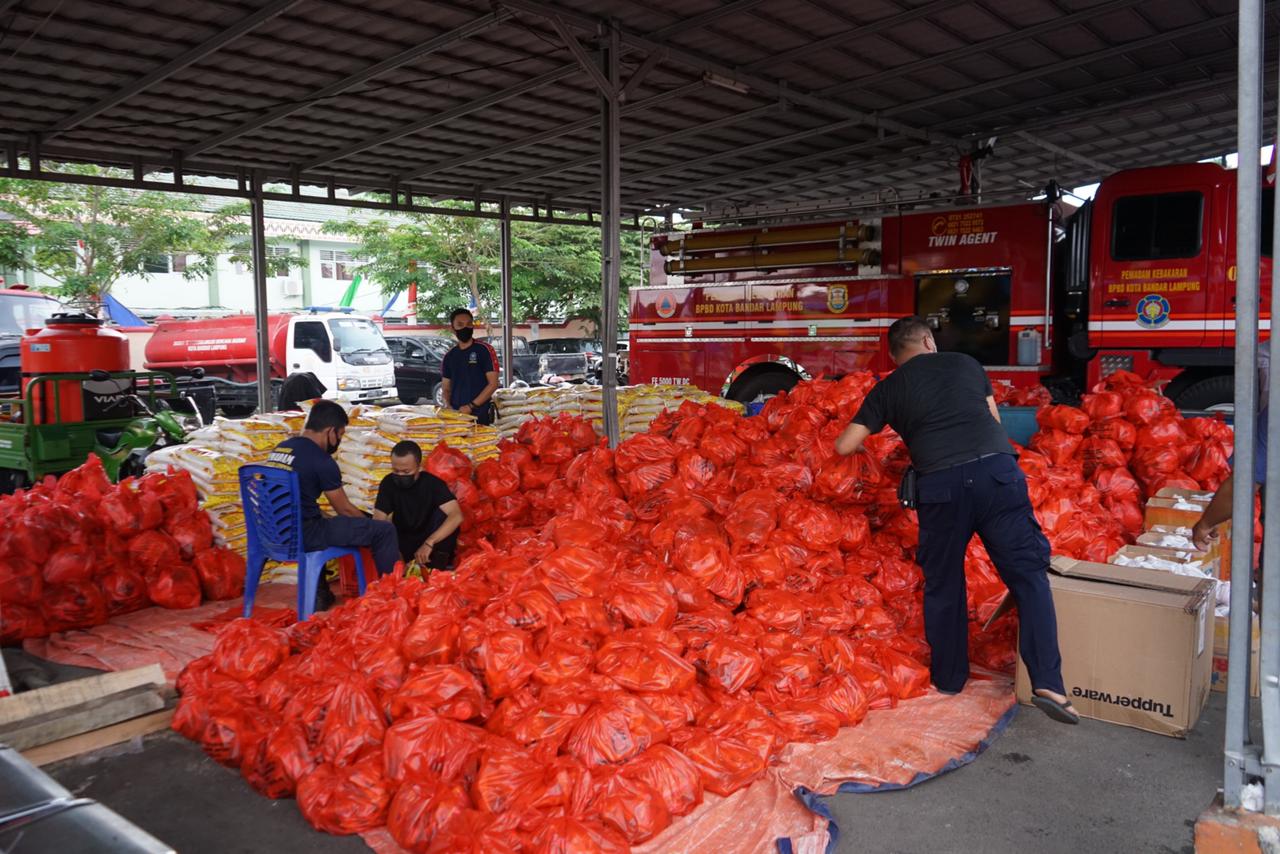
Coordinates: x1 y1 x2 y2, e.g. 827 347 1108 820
0 686 166 751
0 664 166 728
21 708 176 767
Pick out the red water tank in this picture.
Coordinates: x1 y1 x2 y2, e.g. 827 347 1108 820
21 313 130 423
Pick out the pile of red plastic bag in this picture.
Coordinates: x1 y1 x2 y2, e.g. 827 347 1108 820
1023 370 1233 561
991 380 1053 407
170 370 1235 850
0 455 246 643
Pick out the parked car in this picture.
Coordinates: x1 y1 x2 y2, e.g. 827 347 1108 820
385 335 452 406
480 336 590 384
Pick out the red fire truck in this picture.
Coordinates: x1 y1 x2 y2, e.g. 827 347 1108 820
630 161 1273 410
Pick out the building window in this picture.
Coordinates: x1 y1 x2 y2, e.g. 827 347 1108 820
143 256 171 274
320 249 354 281
171 254 187 273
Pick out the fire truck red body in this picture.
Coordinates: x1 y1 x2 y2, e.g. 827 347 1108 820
630 162 1273 409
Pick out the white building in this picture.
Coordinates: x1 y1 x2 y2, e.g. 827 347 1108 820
10 199 412 320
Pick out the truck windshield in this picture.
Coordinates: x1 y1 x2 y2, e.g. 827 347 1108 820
328 318 387 353
0 294 58 336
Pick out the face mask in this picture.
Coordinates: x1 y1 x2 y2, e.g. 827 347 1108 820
454 326 474 342
326 431 342 455
393 473 417 489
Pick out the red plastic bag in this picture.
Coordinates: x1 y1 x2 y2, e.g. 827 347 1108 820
426 443 473 484
320 678 386 767
680 729 767 796
0 556 43 606
1123 392 1170 425
701 635 764 693
390 666 488 721
296 755 392 835
0 604 46 643
476 460 520 498
566 694 669 765
98 488 143 536
100 567 150 616
1028 429 1083 467
590 767 671 844
167 512 214 558
213 618 290 682
1088 417 1138 450
128 530 181 576
621 744 704 818
1081 391 1123 421
193 548 246 601
1136 415 1187 448
387 779 471 853
384 715 486 784
147 563 203 610
1036 405 1090 435
43 545 95 585
41 582 108 633
595 638 696 693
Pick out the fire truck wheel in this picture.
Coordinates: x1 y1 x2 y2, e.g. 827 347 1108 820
1168 374 1233 412
728 369 800 404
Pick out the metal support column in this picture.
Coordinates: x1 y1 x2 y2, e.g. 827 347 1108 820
500 199 514 388
599 21 623 448
1262 32 1280 816
1226 0 1264 809
249 174 273 414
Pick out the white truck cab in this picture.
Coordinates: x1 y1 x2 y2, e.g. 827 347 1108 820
288 311 398 403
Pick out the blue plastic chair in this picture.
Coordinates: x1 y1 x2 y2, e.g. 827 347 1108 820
238 464 368 621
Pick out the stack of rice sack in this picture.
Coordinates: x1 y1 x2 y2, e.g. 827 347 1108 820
619 385 744 440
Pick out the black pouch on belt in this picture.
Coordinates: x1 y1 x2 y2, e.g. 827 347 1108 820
898 466 918 510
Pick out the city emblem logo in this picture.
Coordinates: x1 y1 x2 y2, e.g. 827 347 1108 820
1135 294 1171 329
827 285 848 313
655 293 678 319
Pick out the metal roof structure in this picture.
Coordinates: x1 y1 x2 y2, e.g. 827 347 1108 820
0 0 1270 219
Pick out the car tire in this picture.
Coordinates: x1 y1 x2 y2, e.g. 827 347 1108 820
432 382 446 407
1169 374 1234 412
728 370 800 403
220 404 256 418
399 392 421 406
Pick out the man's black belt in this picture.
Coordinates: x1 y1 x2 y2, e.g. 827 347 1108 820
921 451 1007 474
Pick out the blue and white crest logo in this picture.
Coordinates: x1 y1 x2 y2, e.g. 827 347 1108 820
655 293 677 319
1135 293 1171 329
827 285 848 313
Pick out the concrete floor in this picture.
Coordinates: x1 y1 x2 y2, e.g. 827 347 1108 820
42 693 1239 854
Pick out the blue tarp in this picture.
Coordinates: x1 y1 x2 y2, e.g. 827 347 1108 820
102 294 147 327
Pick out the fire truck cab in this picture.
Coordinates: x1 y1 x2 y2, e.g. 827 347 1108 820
629 161 1270 409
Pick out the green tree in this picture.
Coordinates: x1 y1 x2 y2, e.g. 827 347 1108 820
0 164 300 312
328 206 649 333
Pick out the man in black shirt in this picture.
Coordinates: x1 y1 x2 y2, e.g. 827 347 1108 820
372 440 463 570
835 316 1076 724
266 401 399 609
441 307 499 426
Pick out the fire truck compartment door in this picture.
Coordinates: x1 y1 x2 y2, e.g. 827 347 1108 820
634 347 702 389
915 272 1012 366
1097 189 1210 349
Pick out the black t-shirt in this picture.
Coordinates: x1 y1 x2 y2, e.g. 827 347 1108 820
374 471 459 563
277 372 327 412
853 352 1014 473
267 436 341 542
441 343 495 416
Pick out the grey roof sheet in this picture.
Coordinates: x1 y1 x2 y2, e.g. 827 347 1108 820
0 0 1271 217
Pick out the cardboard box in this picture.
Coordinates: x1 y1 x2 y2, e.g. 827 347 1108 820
1211 613 1261 698
1109 544 1218 579
1014 556 1214 738
1144 496 1209 530
1142 524 1233 581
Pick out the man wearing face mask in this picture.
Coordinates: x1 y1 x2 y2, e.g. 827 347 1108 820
441 307 499 426
372 440 464 571
267 400 400 608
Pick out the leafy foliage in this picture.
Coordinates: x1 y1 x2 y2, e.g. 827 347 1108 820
327 204 649 331
0 165 301 312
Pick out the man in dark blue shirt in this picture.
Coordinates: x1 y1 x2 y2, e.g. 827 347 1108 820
441 307 499 426
267 400 399 609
